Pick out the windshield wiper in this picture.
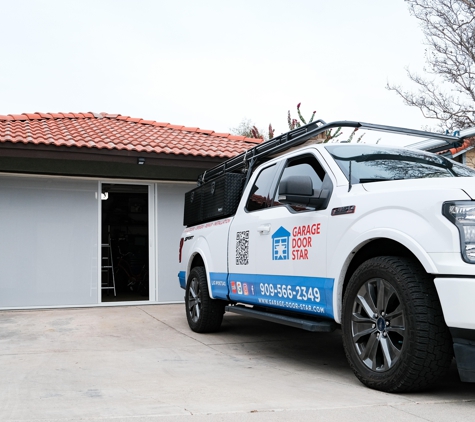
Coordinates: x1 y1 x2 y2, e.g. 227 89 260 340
359 178 404 183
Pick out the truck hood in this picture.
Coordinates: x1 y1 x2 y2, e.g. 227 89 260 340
362 177 475 199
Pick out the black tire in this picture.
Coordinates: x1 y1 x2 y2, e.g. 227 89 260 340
341 256 453 393
185 266 225 333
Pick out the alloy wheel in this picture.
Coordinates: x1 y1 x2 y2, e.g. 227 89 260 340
351 278 405 371
187 276 201 323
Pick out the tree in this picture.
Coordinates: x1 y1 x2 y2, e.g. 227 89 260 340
230 118 274 141
287 102 316 130
287 103 360 142
387 0 475 131
231 103 358 143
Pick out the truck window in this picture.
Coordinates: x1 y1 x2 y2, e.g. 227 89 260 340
325 144 475 183
246 164 276 212
273 155 326 211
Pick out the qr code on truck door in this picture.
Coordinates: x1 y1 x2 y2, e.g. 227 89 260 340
236 231 249 265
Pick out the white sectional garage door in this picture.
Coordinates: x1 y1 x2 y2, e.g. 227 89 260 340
0 175 99 308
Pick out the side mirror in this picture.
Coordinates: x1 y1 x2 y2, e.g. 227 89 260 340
278 175 324 207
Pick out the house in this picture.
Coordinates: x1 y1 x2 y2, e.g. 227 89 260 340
0 112 261 310
408 135 475 167
448 139 475 167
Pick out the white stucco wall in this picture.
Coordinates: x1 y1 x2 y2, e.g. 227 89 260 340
155 182 194 303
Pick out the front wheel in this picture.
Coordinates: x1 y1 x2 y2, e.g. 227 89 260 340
185 266 224 333
342 256 452 393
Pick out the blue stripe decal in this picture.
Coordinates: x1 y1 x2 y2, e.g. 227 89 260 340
178 271 186 289
228 273 334 318
181 270 334 318
209 272 229 300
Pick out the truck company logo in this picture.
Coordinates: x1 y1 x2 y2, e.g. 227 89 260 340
272 226 291 260
272 224 321 260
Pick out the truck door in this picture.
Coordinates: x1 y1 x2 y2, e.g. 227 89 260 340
228 152 334 319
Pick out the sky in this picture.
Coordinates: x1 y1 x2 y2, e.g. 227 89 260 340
0 0 431 137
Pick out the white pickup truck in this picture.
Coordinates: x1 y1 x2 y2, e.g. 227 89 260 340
178 120 475 393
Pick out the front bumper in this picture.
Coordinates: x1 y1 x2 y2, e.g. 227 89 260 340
434 277 475 382
434 277 475 330
450 328 475 382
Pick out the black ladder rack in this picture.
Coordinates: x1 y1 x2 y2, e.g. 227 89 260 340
198 119 331 186
197 119 463 187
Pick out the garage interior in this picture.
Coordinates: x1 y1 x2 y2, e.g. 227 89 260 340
101 183 149 302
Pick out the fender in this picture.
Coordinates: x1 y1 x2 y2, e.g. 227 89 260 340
330 228 439 324
328 200 462 323
185 236 216 299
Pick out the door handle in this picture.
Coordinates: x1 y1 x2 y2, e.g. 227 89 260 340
257 224 271 235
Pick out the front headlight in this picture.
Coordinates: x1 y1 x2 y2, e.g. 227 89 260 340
443 201 475 263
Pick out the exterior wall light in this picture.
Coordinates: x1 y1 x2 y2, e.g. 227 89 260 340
137 157 145 165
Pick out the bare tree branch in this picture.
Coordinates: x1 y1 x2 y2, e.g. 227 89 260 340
387 0 475 131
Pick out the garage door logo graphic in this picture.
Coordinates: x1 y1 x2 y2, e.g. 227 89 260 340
272 226 290 260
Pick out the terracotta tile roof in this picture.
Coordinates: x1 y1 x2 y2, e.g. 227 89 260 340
0 112 262 158
434 138 475 157
448 138 474 156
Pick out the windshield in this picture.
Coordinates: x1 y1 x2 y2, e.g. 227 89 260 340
325 144 475 184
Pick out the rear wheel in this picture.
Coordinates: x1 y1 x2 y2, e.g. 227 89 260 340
185 266 225 333
342 256 452 392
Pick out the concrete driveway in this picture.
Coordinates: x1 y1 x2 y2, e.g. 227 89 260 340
0 304 474 422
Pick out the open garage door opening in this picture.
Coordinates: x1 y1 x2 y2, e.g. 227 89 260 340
101 183 149 302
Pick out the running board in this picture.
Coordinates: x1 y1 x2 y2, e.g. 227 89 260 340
225 305 337 332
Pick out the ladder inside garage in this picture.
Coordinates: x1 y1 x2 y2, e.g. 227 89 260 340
101 234 116 296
